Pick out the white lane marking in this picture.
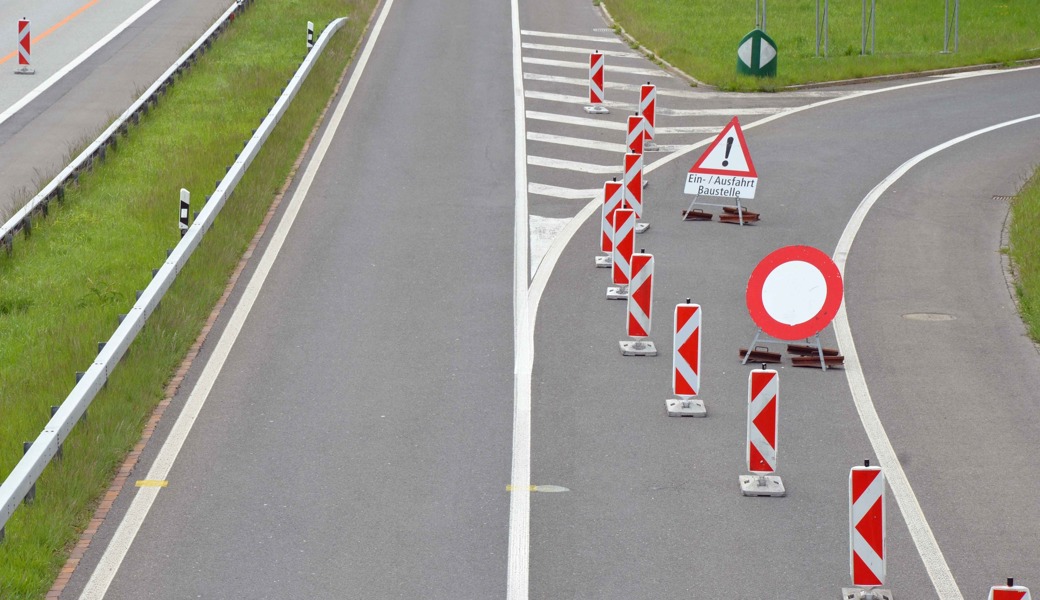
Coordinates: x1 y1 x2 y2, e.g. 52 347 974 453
520 29 622 44
508 0 532 596
527 110 626 131
522 42 640 59
527 131 626 153
523 56 663 77
76 0 400 597
656 126 728 134
0 0 171 129
522 72 846 99
525 90 783 116
528 183 599 199
832 112 1040 600
528 155 620 174
530 215 571 274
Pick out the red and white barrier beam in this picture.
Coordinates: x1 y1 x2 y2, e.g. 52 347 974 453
624 152 649 234
596 179 623 268
585 51 608 114
621 251 656 355
607 208 634 300
739 369 784 496
15 18 35 75
626 114 644 155
990 579 1031 600
666 301 705 416
640 83 657 149
849 463 886 590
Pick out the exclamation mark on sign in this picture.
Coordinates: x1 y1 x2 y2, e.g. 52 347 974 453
722 137 734 167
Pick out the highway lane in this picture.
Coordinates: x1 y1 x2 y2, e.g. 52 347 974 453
520 4 1040 597
65 0 517 597
0 0 236 218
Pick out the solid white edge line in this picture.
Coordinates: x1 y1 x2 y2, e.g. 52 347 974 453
508 0 532 596
76 0 399 597
0 0 170 128
524 63 1040 599
507 0 532 594
832 112 1040 600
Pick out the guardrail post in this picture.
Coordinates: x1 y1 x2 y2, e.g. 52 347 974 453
51 407 64 459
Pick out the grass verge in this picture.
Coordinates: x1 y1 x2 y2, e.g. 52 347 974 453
603 0 1040 90
0 0 377 596
1009 169 1040 343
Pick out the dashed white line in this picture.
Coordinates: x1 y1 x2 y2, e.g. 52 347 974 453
521 42 640 59
520 29 623 44
526 131 627 153
528 155 620 174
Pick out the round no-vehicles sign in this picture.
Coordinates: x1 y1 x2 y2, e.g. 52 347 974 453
746 245 843 340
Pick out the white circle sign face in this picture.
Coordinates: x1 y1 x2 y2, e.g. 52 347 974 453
761 261 827 325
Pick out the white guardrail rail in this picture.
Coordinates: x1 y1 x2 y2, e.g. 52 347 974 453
0 3 349 541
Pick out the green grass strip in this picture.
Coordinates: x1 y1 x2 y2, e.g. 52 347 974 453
1010 168 1040 343
0 0 377 596
602 0 1040 90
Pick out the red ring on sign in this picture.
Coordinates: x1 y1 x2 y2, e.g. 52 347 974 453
745 245 843 340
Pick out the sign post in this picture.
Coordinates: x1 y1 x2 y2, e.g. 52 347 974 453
740 369 783 496
585 52 609 114
596 179 623 268
666 301 705 416
843 462 891 600
683 117 758 225
607 208 634 300
15 19 34 75
620 251 656 356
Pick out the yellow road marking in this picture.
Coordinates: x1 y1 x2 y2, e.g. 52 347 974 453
135 480 168 488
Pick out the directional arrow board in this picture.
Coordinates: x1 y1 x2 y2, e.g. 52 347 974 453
684 117 758 199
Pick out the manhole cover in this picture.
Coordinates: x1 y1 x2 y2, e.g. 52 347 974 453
902 313 956 321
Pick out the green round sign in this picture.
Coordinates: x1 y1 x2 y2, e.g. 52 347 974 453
737 29 778 78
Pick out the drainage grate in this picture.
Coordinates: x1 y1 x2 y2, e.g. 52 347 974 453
993 195 1016 202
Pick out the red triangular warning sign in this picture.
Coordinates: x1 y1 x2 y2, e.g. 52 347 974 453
689 117 757 178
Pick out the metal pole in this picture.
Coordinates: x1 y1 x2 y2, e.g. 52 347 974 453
943 0 949 53
824 0 829 57
861 0 866 55
871 0 876 54
953 0 959 52
763 0 767 32
816 0 820 57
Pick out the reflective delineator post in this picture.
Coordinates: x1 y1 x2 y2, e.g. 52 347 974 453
585 52 608 114
624 153 648 234
607 208 634 300
740 369 784 496
15 19 34 75
666 301 705 416
640 83 658 151
989 579 1031 600
626 114 645 155
620 251 656 356
179 189 190 238
307 21 314 51
596 179 623 268
843 461 891 600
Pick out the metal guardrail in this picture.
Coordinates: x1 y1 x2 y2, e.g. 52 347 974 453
0 1 349 541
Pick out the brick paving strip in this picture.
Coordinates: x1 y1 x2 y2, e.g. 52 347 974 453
45 18 372 597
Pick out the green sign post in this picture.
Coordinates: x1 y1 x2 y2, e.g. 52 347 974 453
737 29 778 77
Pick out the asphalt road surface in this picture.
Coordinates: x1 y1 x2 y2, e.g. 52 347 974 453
50 0 1040 597
0 0 238 218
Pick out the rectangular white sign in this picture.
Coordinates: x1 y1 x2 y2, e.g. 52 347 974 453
684 172 757 199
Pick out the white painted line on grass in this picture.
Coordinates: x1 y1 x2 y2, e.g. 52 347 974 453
520 30 622 44
528 183 600 199
0 0 170 129
526 110 626 131
76 0 400 597
526 131 626 153
508 0 532 596
523 56 663 77
521 42 640 59
527 155 620 174
832 112 1040 600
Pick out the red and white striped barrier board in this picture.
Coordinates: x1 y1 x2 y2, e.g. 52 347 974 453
850 465 886 588
639 83 656 142
599 179 623 254
607 208 634 299
620 252 656 355
15 19 34 75
627 253 653 337
626 114 645 155
673 304 701 396
747 369 778 473
585 52 608 114
624 153 643 218
990 582 1032 600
